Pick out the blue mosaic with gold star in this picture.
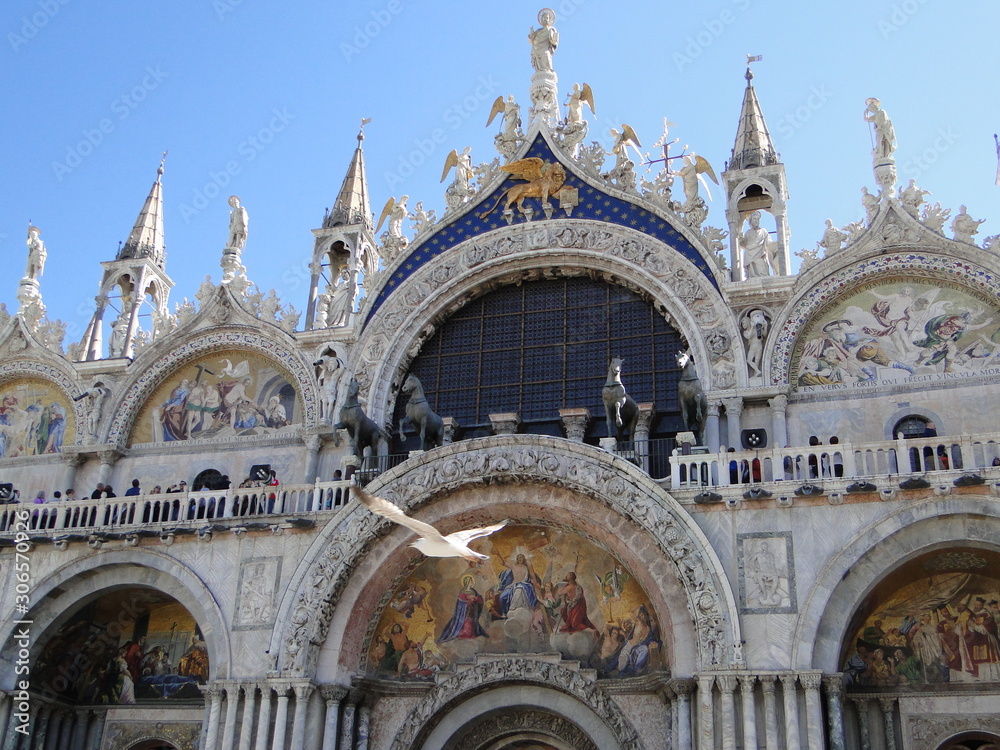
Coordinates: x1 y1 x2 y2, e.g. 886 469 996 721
364 133 718 324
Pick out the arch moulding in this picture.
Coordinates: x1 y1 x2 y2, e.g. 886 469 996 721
353 219 745 427
274 435 742 679
793 496 1000 672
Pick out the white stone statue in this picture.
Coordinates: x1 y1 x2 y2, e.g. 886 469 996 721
898 179 931 218
566 82 593 126
861 186 879 224
951 205 986 244
326 266 355 327
81 384 108 442
261 290 281 322
675 153 719 217
741 211 772 279
227 195 248 251
528 8 558 73
442 147 475 210
108 312 129 358
25 225 46 281
817 219 849 255
864 98 896 161
743 309 770 378
921 202 951 233
380 195 408 239
314 351 347 423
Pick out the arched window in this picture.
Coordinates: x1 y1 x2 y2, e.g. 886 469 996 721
893 415 936 439
393 276 687 449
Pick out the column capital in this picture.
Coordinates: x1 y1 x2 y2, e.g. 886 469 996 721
303 434 323 452
558 407 591 443
822 674 844 695
759 676 776 695
199 684 225 700
320 685 348 704
737 673 757 689
715 673 737 693
777 672 798 688
768 394 788 410
489 412 520 435
722 397 743 416
293 682 315 701
669 677 695 697
877 696 896 712
706 400 721 417
99 449 123 467
63 452 85 469
799 672 823 691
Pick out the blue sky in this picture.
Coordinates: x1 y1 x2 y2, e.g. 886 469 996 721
1 0 998 345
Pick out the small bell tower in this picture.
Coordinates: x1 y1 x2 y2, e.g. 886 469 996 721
80 156 174 359
305 121 378 329
722 63 791 280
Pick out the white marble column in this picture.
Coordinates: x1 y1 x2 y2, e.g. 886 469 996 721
201 685 224 750
760 677 779 750
86 710 106 750
851 697 871 750
769 395 788 449
697 675 715 750
716 674 737 750
823 675 845 750
238 684 257 750
303 435 323 486
97 450 119 488
671 679 694 750
221 684 240 750
320 686 348 750
290 683 313 750
255 685 274 750
70 709 92 749
705 400 721 452
879 697 897 750
801 673 824 750
738 674 757 750
723 397 744 453
779 674 800 750
357 703 371 750
32 704 52 750
339 699 357 750
270 685 291 750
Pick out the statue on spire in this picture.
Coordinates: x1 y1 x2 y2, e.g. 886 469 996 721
222 195 249 284
528 8 558 72
864 98 898 197
24 225 47 282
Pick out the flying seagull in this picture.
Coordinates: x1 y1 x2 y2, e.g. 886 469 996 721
353 483 506 561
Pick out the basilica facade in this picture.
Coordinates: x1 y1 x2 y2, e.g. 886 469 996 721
1 10 999 750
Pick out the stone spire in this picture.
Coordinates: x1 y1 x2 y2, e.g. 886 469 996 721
721 63 791 280
305 120 376 330
728 67 779 171
79 156 174 360
324 123 373 231
118 153 166 268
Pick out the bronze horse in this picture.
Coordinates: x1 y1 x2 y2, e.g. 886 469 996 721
676 350 706 439
602 357 639 442
399 374 444 450
334 378 390 459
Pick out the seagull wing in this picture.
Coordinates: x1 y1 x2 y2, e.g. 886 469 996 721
353 484 444 541
446 521 507 545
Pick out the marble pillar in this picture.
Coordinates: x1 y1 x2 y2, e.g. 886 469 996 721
221 684 240 750
697 675 715 750
672 679 694 750
705 400 721 452
879 697 897 750
254 685 274 750
202 685 224 750
290 683 313 750
851 697 871 750
357 704 371 750
723 397 744 453
716 674 737 750
760 677 779 750
238 684 257 750
738 674 757 750
86 710 106 750
340 701 357 750
303 435 323 485
779 674 800 750
823 675 845 750
801 673 824 750
769 395 788 449
320 686 347 750
271 685 291 750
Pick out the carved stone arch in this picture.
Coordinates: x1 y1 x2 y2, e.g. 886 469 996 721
390 658 644 750
273 435 741 678
766 253 1000 386
791 496 1000 671
105 326 319 445
355 221 743 424
0 547 232 690
103 721 200 750
0 356 88 438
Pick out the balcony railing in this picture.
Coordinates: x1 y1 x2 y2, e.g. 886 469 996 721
668 433 1000 490
0 480 355 537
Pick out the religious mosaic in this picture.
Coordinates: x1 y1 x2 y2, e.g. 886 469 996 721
0 378 74 457
365 524 664 680
841 550 1000 689
130 350 300 444
792 279 1000 393
34 589 209 704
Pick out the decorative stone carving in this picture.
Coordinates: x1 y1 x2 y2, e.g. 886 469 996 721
279 438 738 678
389 657 640 750
103 721 202 750
907 714 1000 750
454 709 599 750
951 204 985 244
817 219 849 256
741 309 770 378
920 201 951 233
408 201 437 238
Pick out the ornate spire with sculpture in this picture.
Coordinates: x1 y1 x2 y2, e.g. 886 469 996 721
528 8 560 127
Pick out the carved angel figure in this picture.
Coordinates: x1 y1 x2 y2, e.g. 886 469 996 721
377 195 409 239
441 147 475 209
676 153 719 209
608 124 642 171
565 82 594 126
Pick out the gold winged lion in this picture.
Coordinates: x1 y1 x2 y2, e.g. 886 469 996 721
479 157 566 218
